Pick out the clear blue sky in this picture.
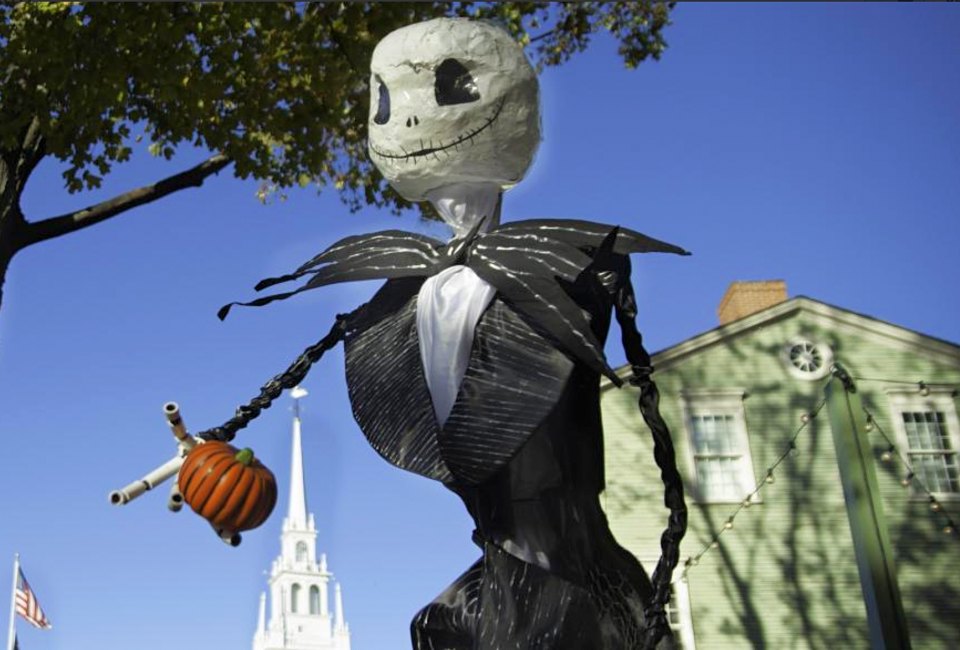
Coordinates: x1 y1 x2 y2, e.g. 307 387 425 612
2 4 958 649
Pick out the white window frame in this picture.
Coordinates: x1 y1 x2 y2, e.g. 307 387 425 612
885 387 960 500
681 389 757 504
643 557 696 649
667 578 697 649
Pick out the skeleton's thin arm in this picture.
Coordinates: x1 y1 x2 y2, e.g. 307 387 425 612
614 271 688 650
198 309 357 443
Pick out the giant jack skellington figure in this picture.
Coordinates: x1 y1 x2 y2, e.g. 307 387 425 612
206 18 688 650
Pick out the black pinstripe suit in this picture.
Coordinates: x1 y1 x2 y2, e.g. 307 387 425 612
343 260 670 649
224 219 686 648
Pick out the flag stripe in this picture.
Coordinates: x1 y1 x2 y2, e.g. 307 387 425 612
15 567 52 629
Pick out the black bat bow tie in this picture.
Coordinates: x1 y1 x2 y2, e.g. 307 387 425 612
218 219 688 383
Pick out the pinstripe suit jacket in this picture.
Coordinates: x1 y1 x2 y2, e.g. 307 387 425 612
343 272 600 489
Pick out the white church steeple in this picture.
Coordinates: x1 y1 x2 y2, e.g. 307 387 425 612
253 387 351 650
286 387 309 529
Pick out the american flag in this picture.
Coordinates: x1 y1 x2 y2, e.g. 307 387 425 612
15 567 52 630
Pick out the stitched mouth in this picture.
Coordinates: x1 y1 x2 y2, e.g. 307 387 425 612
369 97 506 161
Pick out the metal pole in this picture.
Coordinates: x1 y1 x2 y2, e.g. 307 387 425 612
6 553 18 650
826 364 911 649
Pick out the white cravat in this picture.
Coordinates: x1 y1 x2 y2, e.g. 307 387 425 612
417 183 501 426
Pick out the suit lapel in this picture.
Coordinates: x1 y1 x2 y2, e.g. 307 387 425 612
344 280 453 483
345 283 575 487
440 298 573 485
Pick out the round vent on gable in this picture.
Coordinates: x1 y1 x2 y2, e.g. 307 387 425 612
782 339 833 381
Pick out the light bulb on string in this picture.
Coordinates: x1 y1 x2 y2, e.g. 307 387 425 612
724 517 735 530
944 524 955 535
743 497 752 508
710 539 720 550
788 440 798 457
800 413 810 424
765 469 775 484
929 497 941 512
880 446 894 463
900 472 914 488
919 382 930 397
864 415 874 433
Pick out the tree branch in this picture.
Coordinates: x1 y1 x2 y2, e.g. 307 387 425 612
529 28 557 44
0 204 26 314
15 116 46 195
21 153 231 247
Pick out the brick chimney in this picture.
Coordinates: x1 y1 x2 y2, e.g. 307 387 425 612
717 280 788 325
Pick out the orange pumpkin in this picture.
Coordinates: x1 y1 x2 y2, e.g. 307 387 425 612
178 441 277 533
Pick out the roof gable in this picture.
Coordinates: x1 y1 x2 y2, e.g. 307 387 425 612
609 296 960 385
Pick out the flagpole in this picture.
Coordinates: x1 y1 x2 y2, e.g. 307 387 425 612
6 553 18 650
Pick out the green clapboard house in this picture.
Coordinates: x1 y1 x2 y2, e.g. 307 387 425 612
602 281 960 649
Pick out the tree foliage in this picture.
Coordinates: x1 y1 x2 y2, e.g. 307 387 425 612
0 1 673 312
0 1 673 213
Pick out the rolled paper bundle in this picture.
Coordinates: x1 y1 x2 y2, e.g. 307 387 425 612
164 401 196 449
178 441 277 534
109 454 185 505
168 481 184 512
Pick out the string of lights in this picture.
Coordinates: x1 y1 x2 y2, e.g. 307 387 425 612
861 404 958 538
678 371 959 582
853 377 959 399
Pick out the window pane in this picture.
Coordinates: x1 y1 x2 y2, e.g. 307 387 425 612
691 415 736 454
692 412 746 500
902 410 958 493
696 457 743 501
909 452 959 493
903 411 948 451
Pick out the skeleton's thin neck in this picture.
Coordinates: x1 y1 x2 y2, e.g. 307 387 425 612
426 182 502 239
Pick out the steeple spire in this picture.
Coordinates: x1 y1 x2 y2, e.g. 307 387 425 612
256 592 266 637
253 385 350 650
287 386 309 528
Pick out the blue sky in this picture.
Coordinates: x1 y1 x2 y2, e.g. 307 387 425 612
1 4 958 649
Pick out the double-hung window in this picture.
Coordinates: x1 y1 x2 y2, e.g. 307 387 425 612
682 389 756 503
887 388 960 497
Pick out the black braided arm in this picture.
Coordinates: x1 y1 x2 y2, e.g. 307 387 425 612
613 272 689 650
197 310 354 443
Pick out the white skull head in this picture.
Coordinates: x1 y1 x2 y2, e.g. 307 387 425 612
368 18 541 203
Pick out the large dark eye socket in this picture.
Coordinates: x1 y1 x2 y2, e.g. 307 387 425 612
373 77 390 125
435 58 480 106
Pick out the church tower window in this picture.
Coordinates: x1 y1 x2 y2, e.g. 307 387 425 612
310 585 321 615
297 541 308 562
291 583 301 613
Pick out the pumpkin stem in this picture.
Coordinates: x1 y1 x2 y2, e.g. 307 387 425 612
235 448 255 466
